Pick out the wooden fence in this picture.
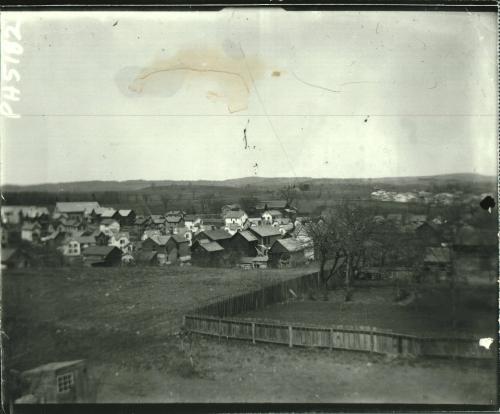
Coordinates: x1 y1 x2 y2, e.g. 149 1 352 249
191 271 321 317
183 315 494 360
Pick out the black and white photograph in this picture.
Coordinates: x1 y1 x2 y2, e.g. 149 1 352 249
0 7 498 407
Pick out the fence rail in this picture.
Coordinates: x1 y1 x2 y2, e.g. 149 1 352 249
184 314 493 359
190 271 321 317
184 271 493 360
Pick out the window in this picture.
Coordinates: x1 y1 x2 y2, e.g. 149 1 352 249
68 242 79 255
57 372 74 393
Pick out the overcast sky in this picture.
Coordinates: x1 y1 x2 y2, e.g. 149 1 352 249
0 10 497 185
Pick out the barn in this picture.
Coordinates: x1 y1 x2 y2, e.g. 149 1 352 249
165 234 190 263
268 238 308 268
228 230 258 257
191 240 224 267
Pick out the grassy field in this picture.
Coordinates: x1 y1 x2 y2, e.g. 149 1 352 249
238 285 498 337
3 265 497 404
2 265 316 374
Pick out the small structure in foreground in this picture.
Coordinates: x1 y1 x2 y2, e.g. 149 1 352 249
17 360 95 403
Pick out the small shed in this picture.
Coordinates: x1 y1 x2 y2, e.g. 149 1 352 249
18 360 94 403
141 235 169 253
423 247 451 282
135 250 159 266
268 238 308 268
415 221 442 246
1 247 30 269
239 255 268 269
82 246 122 267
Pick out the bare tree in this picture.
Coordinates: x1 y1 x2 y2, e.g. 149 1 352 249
279 184 297 207
308 203 378 301
160 194 170 212
305 216 344 291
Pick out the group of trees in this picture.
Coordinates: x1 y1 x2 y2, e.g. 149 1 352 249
305 203 429 301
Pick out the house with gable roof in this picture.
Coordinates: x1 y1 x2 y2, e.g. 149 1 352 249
191 239 224 267
21 222 42 242
109 231 132 254
118 209 136 226
452 225 497 285
142 234 169 251
228 230 258 257
193 229 233 250
262 210 283 225
165 234 190 263
268 238 312 268
99 218 120 236
54 202 100 220
223 210 248 228
249 225 282 249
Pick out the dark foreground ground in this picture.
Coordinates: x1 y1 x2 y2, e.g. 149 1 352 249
93 338 496 404
2 265 316 373
2 266 498 404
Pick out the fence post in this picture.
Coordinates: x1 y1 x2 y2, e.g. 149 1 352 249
370 327 374 353
330 328 333 351
288 325 293 348
252 322 256 344
182 315 186 327
218 319 222 343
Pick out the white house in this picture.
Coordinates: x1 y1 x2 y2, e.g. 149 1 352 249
109 232 132 254
21 222 42 242
247 217 263 227
141 229 162 241
2 206 50 225
61 234 96 256
223 210 248 227
62 239 81 256
262 210 283 225
183 215 201 232
99 219 120 236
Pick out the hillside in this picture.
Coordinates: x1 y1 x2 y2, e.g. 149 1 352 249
2 173 495 216
2 173 495 193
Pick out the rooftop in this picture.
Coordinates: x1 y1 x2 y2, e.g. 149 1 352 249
83 245 120 257
224 210 247 219
256 200 288 210
236 230 258 242
200 229 232 241
56 202 100 214
271 238 306 252
195 240 224 252
23 360 85 375
250 225 283 238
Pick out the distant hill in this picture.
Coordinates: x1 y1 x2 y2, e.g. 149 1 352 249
2 173 496 193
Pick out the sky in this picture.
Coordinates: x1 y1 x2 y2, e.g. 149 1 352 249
0 9 497 185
